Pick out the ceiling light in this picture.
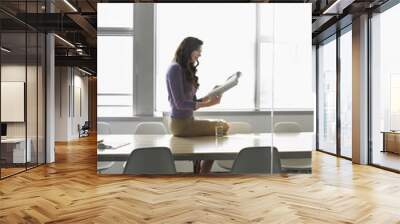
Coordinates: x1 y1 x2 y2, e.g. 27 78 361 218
54 34 75 48
78 67 92 76
322 0 355 14
1 47 11 53
63 0 78 12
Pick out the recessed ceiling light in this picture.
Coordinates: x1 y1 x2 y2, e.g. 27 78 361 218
1 47 11 53
322 0 355 15
54 34 75 48
78 67 92 76
63 0 78 12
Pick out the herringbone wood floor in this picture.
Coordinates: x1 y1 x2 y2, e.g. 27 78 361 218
1 135 400 224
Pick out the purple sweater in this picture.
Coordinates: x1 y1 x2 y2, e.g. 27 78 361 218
166 63 198 118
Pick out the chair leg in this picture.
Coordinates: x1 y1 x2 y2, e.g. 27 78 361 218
193 160 201 174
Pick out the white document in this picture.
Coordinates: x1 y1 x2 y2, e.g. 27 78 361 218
98 142 130 150
205 71 241 98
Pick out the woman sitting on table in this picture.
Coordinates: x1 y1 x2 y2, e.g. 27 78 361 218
166 36 229 173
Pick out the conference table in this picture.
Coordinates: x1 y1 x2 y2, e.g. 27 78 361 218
97 133 314 162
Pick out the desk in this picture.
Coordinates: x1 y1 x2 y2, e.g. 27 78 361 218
1 138 31 163
97 133 314 162
382 131 400 154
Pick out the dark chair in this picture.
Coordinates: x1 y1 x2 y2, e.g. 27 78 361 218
123 147 176 175
231 147 281 174
79 121 90 138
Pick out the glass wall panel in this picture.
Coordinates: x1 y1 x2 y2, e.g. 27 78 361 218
318 36 337 154
0 1 46 179
27 30 38 169
26 0 40 169
38 33 45 165
1 30 28 177
371 4 400 171
339 29 352 158
97 3 312 174
271 4 312 173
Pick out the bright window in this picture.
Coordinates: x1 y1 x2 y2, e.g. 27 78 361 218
156 3 256 111
97 3 133 28
155 4 312 112
318 37 337 154
97 4 134 117
340 29 352 158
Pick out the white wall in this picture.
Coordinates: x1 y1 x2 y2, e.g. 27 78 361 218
55 67 89 141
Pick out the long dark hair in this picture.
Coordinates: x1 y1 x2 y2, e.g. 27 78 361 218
174 37 203 88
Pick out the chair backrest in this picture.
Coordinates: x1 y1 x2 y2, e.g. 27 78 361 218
274 122 302 133
227 122 253 134
231 147 281 174
97 122 112 134
123 147 176 174
82 121 90 130
134 122 168 135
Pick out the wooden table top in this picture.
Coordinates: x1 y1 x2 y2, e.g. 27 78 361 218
97 133 314 161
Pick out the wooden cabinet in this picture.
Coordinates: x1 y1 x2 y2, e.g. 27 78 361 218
382 132 400 154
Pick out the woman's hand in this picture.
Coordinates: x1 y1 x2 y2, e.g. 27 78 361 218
208 95 221 106
195 94 222 109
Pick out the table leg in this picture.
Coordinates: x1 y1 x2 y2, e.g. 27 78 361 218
383 132 386 152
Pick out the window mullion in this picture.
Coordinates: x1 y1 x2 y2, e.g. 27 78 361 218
255 4 261 111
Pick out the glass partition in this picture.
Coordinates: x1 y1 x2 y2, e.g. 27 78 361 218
339 28 352 158
371 4 400 171
1 30 28 177
37 32 45 165
318 36 337 155
0 2 46 179
98 3 312 175
27 30 38 169
271 4 312 173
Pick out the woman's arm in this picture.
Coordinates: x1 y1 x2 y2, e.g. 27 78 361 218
195 95 221 110
195 85 222 109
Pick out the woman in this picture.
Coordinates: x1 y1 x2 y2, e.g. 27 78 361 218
166 37 229 173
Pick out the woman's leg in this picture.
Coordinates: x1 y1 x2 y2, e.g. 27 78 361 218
170 117 229 173
190 119 229 173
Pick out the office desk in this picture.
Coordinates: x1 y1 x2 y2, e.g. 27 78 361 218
1 138 31 163
97 133 314 162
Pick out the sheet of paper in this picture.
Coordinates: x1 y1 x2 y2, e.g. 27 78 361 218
98 142 131 150
205 71 241 98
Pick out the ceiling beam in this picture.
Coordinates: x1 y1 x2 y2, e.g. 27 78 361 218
55 55 96 71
